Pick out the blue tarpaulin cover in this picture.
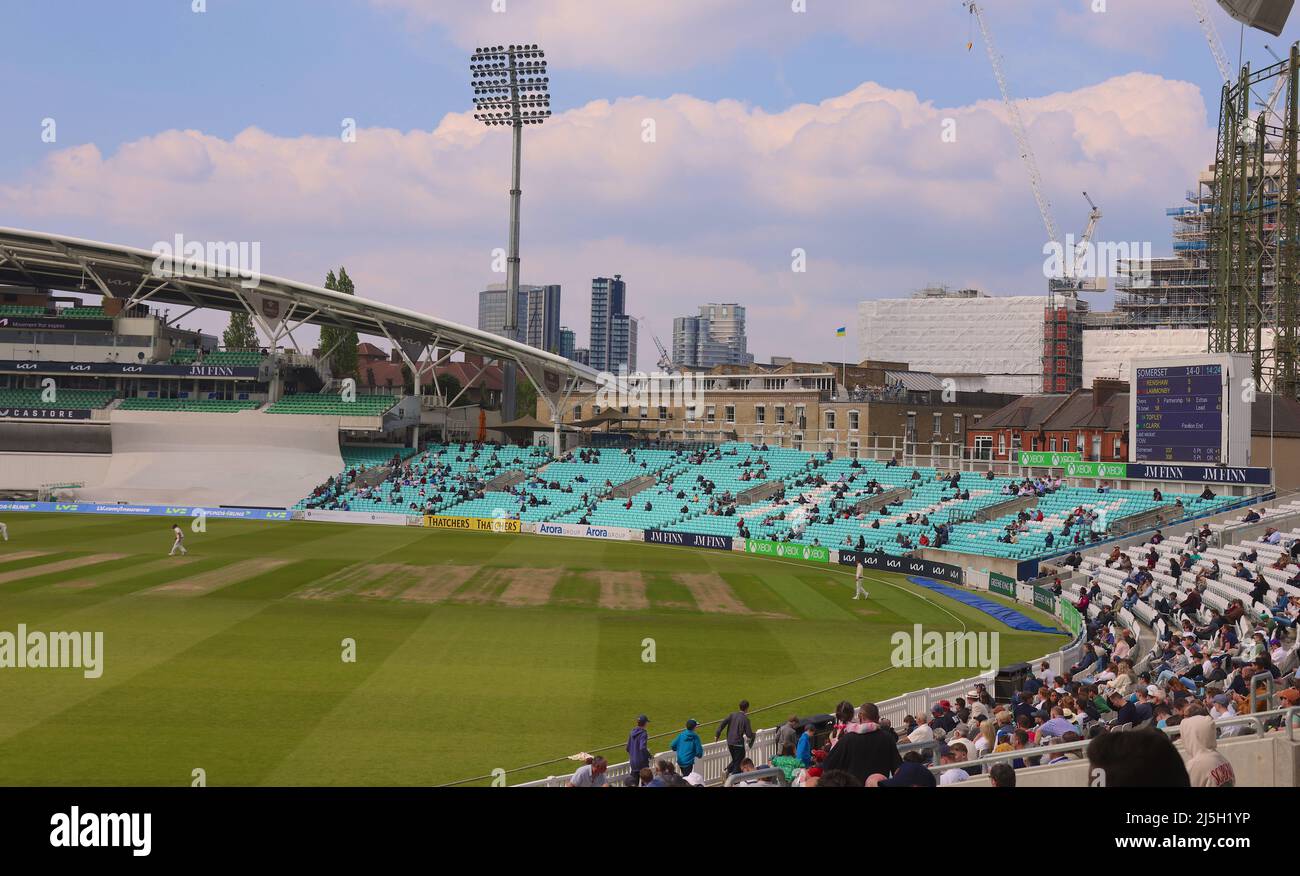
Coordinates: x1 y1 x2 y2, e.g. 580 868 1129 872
907 576 1061 634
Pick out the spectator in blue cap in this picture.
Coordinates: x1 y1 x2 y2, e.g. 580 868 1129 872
670 718 703 777
626 714 652 777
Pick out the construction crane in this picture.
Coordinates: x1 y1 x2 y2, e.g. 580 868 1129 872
1066 191 1105 293
1262 44 1288 118
651 333 677 373
1190 2 1284 129
966 1 1102 393
630 315 679 373
964 1 1060 254
1191 0 1235 83
966 3 1108 297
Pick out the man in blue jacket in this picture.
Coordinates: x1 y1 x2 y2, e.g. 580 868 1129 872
795 721 817 767
670 718 704 777
626 715 652 779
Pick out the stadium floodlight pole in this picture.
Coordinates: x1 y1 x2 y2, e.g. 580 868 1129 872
471 43 551 418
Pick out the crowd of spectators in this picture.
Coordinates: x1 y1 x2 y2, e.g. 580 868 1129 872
565 508 1300 787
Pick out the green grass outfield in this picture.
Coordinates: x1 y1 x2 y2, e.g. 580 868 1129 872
0 513 1067 786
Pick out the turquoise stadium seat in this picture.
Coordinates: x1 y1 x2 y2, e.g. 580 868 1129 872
294 442 1239 561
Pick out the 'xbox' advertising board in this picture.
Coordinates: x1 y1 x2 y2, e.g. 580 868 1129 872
1017 451 1080 468
743 539 830 563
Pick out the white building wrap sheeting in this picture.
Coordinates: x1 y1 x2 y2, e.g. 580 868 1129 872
1082 329 1232 386
0 452 110 492
942 374 1043 394
86 410 344 508
858 296 1044 376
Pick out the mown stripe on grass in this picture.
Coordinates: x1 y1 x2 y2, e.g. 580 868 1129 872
145 558 291 597
0 599 431 785
550 570 599 608
208 559 354 602
5 554 153 594
0 595 275 765
729 566 859 621
95 555 234 598
0 554 126 586
50 557 199 592
0 551 64 574
0 558 239 624
259 603 604 786
715 570 803 617
447 566 513 605
642 570 695 611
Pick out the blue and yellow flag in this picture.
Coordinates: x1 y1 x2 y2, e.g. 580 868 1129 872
835 326 846 337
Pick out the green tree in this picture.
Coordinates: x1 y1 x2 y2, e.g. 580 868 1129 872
436 373 462 404
223 310 258 350
514 376 538 421
319 267 360 379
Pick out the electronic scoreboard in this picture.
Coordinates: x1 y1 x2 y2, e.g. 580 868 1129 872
1128 353 1252 467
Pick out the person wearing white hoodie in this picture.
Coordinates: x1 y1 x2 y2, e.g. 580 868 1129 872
1182 715 1236 787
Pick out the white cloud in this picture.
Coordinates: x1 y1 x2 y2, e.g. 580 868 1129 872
0 72 1212 365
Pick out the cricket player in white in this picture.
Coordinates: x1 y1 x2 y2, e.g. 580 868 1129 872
853 559 869 600
0 521 8 541
169 523 187 556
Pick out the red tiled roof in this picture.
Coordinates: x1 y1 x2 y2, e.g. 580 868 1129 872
435 361 503 392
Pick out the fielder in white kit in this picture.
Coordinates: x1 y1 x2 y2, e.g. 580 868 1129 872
169 523 188 556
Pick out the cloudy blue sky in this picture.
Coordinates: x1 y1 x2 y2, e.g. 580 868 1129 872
2 0 1298 364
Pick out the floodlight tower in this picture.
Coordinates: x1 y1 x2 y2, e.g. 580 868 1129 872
471 44 551 418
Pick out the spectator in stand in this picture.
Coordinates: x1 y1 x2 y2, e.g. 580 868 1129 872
931 701 957 733
906 718 934 744
989 762 1016 788
727 758 765 786
937 742 970 785
993 729 1030 769
775 714 800 753
670 719 703 777
1183 715 1236 787
795 721 817 767
568 755 608 787
828 701 857 748
822 702 901 785
769 743 803 783
716 700 756 775
1038 661 1057 687
1087 729 1190 787
648 760 689 787
625 715 652 781
1039 707 1078 739
1012 689 1037 721
1108 691 1138 726
1132 688 1157 725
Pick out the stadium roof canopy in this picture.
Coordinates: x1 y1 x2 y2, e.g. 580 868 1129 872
0 227 600 395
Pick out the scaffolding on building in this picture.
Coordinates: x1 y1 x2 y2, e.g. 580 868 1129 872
1209 44 1300 397
1109 179 1215 330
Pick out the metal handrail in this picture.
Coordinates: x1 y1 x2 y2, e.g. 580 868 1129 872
722 766 788 787
930 706 1300 776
